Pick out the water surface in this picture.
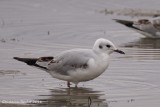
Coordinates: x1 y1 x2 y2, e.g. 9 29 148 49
0 0 160 107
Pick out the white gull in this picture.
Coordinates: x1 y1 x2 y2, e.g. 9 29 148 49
14 38 125 87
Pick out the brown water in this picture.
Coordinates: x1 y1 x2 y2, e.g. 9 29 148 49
0 0 160 107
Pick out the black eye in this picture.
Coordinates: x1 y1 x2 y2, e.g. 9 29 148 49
106 44 111 48
99 45 103 49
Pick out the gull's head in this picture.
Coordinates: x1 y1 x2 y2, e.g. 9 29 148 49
93 38 125 55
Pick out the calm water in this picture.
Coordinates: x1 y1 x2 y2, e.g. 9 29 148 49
0 0 160 107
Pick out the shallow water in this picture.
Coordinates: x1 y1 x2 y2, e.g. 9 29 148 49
0 0 160 107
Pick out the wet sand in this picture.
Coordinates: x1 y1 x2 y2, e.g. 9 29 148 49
0 0 160 107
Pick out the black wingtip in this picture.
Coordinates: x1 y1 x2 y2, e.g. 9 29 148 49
13 57 38 65
13 57 21 61
113 19 134 27
13 57 24 62
13 57 48 70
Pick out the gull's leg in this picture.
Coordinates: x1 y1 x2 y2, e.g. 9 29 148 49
75 84 78 88
75 83 78 88
67 81 71 88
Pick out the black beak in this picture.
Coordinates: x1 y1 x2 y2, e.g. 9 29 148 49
114 49 125 54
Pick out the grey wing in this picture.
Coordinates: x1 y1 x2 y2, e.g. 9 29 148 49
47 50 93 75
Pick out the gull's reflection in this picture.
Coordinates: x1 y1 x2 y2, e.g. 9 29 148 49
37 87 108 107
122 38 160 60
122 38 160 49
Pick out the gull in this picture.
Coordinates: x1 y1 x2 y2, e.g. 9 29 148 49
13 38 125 87
114 17 160 38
